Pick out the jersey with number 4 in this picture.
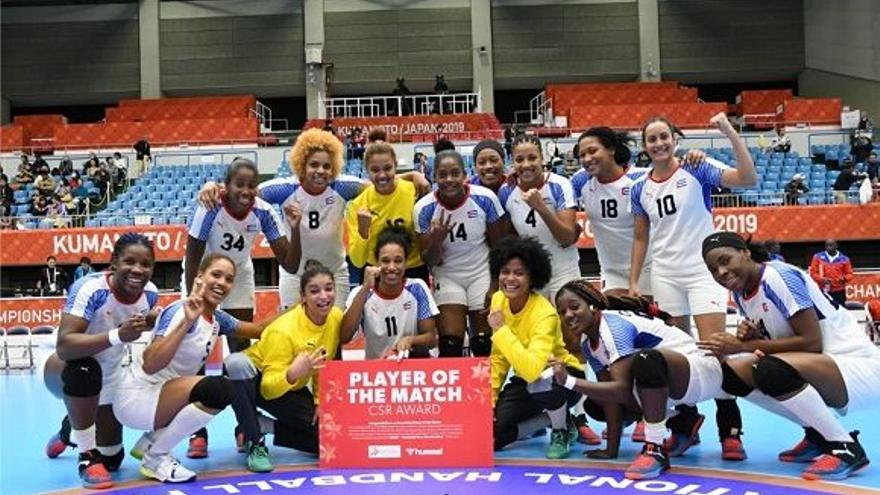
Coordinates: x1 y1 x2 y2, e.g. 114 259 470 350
413 184 504 278
259 175 363 273
631 159 727 275
582 310 697 374
345 278 439 359
571 168 651 276
130 300 240 385
498 173 580 275
188 198 284 266
732 261 878 358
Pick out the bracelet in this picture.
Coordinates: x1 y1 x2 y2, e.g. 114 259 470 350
107 328 122 347
564 375 577 390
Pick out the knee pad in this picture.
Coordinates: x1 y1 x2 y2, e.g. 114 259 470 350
752 355 805 398
61 357 103 398
721 362 754 397
469 331 492 357
631 350 668 388
439 335 464 358
189 376 233 410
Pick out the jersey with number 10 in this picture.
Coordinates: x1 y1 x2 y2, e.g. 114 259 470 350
498 173 580 275
413 184 504 278
630 159 727 275
259 175 363 273
188 198 285 267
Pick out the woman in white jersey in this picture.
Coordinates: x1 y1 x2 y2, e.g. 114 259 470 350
629 113 757 460
114 254 266 483
198 129 363 310
414 150 509 357
550 278 724 480
700 231 877 481
341 226 439 359
498 134 581 300
42 233 160 489
469 139 507 194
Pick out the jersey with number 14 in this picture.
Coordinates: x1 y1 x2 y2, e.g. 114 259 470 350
630 159 727 275
259 175 363 273
571 168 650 276
413 184 504 278
188 198 285 267
498 173 580 274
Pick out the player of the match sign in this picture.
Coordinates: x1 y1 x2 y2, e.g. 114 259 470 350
318 357 493 468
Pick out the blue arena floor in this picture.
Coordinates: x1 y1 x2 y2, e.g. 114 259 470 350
2 371 878 495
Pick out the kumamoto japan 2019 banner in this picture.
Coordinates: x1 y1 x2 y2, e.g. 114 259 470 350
318 357 493 469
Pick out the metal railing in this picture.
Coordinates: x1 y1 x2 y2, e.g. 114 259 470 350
711 190 878 208
321 91 482 119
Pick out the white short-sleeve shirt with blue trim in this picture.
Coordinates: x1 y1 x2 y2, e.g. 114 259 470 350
131 300 240 385
582 310 697 374
65 271 160 382
571 168 651 279
498 173 581 278
732 261 877 358
187 197 284 267
413 184 504 278
259 175 364 273
630 159 727 275
345 278 439 359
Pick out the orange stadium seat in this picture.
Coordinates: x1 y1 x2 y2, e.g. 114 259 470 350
0 125 26 151
777 98 842 126
567 102 726 130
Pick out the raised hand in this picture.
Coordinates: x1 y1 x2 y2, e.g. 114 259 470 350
284 201 303 229
357 207 374 239
118 313 149 343
736 319 761 341
428 209 455 243
183 280 206 322
363 266 381 290
288 347 327 382
197 182 224 209
709 112 736 136
522 188 545 211
487 309 505 332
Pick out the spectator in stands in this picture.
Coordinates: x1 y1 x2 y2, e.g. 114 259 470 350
809 239 854 305
48 194 69 228
72 256 94 284
83 153 100 177
0 175 12 217
33 154 49 172
545 139 563 163
634 150 652 168
850 133 873 164
367 127 387 143
562 152 579 177
784 173 809 205
37 255 69 296
323 119 334 134
351 127 366 160
413 152 430 179
58 155 74 177
832 162 868 204
32 194 49 216
865 152 879 184
35 168 56 197
434 74 449 94
769 127 791 153
133 136 151 175
393 76 411 115
504 126 514 158
56 182 79 214
858 111 873 133
763 239 785 262
21 154 36 175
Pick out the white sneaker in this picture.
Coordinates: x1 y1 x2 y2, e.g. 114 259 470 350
140 453 197 483
130 432 155 461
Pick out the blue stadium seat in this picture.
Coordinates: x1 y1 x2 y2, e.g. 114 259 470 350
810 179 826 189
762 181 779 191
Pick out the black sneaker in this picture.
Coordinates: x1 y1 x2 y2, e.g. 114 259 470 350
802 431 870 481
45 416 77 458
100 448 125 472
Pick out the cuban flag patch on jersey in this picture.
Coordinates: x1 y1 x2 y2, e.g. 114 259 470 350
621 186 630 196
325 197 336 205
467 209 478 218
676 178 688 188
246 224 259 232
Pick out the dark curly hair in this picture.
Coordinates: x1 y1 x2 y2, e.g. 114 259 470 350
489 235 552 291
374 225 412 260
556 278 673 323
112 232 154 261
577 126 634 166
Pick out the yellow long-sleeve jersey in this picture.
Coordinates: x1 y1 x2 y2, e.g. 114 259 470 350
345 178 423 269
489 291 582 403
244 304 342 404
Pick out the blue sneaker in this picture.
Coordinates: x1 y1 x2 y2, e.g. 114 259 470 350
779 427 825 463
664 413 704 457
625 442 670 480
802 431 869 481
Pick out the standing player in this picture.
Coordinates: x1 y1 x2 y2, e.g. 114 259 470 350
550 277 725 480
629 113 757 460
184 157 301 456
42 233 160 489
115 254 266 483
470 139 507 193
498 134 581 300
700 232 877 481
341 226 439 359
414 150 508 357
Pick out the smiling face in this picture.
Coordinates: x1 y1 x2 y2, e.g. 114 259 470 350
512 142 543 187
498 257 531 302
704 246 759 294
578 136 620 179
198 257 236 307
377 242 406 290
555 288 600 339
301 273 335 320
302 150 333 192
642 121 677 165
111 244 155 300
434 155 467 203
366 153 397 194
225 166 259 211
475 148 504 188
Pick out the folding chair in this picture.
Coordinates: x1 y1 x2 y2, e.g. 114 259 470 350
5 326 34 370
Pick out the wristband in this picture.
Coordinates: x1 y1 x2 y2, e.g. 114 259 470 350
564 375 577 390
107 328 122 347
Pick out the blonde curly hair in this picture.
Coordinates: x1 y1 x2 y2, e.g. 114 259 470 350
290 128 344 180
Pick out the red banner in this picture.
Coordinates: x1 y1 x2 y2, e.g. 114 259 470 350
318 357 493 469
